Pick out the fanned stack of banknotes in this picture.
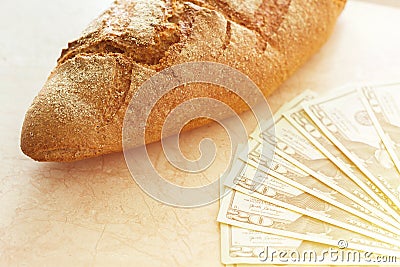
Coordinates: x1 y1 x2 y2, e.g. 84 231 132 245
217 84 400 266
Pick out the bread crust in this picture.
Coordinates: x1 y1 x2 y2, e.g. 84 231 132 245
21 0 346 162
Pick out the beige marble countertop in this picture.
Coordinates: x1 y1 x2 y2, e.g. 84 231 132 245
0 1 399 266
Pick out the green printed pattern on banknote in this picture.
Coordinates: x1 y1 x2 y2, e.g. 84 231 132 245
223 158 400 242
284 108 400 225
304 90 400 213
217 190 400 256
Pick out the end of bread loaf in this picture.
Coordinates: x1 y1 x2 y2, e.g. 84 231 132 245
21 0 347 162
21 53 135 161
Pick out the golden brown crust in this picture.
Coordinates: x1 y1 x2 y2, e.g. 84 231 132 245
21 0 346 162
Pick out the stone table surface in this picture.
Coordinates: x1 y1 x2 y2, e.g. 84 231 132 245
0 0 399 266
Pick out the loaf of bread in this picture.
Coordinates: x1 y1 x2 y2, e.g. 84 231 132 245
21 0 346 162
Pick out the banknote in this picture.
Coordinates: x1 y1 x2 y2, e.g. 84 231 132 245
217 189 400 257
221 224 314 265
222 224 398 265
361 84 400 173
251 90 317 142
251 113 395 226
219 88 400 266
223 157 400 242
221 90 319 266
284 107 400 224
238 140 400 234
275 90 317 116
304 89 400 212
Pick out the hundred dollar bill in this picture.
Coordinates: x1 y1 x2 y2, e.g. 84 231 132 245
251 114 394 226
222 224 397 265
224 158 400 242
284 107 400 224
361 84 400 173
304 89 400 213
217 189 400 257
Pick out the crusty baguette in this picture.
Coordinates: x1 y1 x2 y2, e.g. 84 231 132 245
21 0 346 162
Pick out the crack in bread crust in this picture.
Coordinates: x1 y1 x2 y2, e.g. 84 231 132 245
189 0 292 49
222 20 232 50
58 0 185 66
58 0 292 67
